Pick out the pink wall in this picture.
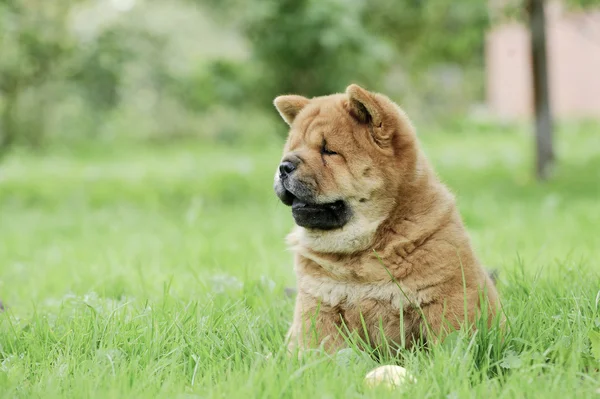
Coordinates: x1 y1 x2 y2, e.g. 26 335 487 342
486 3 600 120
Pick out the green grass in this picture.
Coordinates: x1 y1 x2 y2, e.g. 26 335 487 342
1 124 599 398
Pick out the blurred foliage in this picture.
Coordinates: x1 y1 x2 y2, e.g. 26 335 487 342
0 0 172 151
243 0 392 100
0 0 81 150
365 0 489 69
169 60 257 111
70 29 133 113
0 0 599 152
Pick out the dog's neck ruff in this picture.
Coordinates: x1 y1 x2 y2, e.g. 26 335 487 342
287 215 385 255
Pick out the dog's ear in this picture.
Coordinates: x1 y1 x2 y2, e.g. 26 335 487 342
273 95 310 126
346 84 391 146
346 84 383 127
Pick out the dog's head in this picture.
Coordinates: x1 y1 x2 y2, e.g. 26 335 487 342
273 84 422 253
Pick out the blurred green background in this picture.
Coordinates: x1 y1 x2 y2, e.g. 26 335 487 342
1 0 599 320
0 0 597 150
1 1 600 397
0 0 523 151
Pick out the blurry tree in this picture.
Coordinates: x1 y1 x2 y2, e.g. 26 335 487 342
525 0 600 179
209 0 392 103
71 24 169 135
0 0 81 154
70 29 132 119
198 0 491 118
0 0 174 152
168 59 257 112
527 0 554 180
366 0 490 70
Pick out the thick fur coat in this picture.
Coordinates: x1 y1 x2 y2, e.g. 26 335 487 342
273 84 500 353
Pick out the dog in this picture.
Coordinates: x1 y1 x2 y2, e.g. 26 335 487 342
273 84 500 353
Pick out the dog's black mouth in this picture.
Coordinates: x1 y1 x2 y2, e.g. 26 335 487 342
291 198 345 212
290 197 350 230
275 180 351 230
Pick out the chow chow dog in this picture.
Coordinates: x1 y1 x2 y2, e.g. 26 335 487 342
273 84 500 353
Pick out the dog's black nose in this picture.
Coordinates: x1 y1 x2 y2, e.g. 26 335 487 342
279 161 296 178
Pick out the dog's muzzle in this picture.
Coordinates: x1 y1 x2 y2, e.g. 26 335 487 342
275 166 351 230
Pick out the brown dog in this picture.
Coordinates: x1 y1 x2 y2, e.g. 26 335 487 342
273 84 500 354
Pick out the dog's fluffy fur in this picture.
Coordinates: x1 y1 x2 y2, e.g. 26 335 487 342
273 84 500 353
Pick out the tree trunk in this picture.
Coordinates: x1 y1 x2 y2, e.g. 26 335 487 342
528 0 554 180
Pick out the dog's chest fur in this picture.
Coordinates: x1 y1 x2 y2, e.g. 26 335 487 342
295 248 430 311
298 273 410 310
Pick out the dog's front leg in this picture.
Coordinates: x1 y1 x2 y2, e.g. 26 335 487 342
286 293 348 356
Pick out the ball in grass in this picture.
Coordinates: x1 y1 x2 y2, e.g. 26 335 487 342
364 365 416 389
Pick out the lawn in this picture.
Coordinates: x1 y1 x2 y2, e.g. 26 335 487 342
0 124 599 398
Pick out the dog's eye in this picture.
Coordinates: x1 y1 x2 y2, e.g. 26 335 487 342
321 141 338 156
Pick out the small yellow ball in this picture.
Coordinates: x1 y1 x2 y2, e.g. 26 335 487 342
364 365 416 389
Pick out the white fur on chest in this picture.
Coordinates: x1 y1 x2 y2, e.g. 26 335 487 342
298 274 419 310
287 216 384 255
